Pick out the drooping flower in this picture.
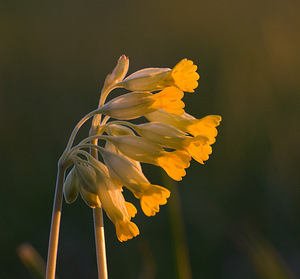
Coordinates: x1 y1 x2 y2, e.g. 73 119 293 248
100 135 191 181
99 147 170 216
95 163 139 242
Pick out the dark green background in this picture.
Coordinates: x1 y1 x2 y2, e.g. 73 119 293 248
1 0 300 278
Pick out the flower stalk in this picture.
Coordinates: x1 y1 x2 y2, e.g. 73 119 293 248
45 163 66 279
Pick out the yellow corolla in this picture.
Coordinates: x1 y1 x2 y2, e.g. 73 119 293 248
156 150 191 181
95 162 140 242
161 59 200 92
99 146 170 217
183 135 213 164
118 59 199 93
146 110 222 143
101 135 191 181
151 86 185 115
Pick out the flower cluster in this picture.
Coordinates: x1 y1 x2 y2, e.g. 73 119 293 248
61 56 221 242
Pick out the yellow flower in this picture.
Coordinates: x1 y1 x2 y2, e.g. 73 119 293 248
156 150 191 181
113 121 215 165
146 110 222 143
99 146 170 216
101 135 191 181
160 59 200 92
118 59 199 93
61 56 221 242
151 86 185 115
186 115 222 139
183 135 213 164
99 87 185 120
91 158 140 242
99 178 139 242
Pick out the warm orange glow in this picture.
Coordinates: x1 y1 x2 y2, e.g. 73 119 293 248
115 220 140 242
187 115 222 139
157 150 191 181
184 135 213 164
151 86 185 115
139 184 170 216
162 59 200 92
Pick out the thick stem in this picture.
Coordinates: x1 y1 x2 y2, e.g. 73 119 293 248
46 164 65 279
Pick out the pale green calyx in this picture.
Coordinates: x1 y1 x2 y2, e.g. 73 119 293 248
63 167 80 204
74 163 98 195
118 67 170 91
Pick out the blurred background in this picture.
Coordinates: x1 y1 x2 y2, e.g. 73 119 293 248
1 0 300 278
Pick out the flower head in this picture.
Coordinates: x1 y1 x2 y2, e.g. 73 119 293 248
61 56 221 242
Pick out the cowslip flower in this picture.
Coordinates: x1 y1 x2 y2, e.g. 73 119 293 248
99 86 185 120
118 58 199 92
61 56 221 242
99 147 170 216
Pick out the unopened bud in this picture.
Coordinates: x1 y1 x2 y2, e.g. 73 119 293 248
102 55 129 91
75 164 98 195
63 167 80 204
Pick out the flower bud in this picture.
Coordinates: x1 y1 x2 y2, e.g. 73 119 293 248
63 167 80 204
75 163 98 195
119 68 171 91
102 55 129 91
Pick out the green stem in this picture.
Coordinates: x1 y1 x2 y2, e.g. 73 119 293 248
46 163 66 279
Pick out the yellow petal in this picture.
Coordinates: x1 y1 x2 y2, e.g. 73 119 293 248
151 86 185 115
162 59 200 92
125 202 138 218
139 184 170 216
188 115 222 138
115 220 140 242
184 135 213 164
157 150 191 181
